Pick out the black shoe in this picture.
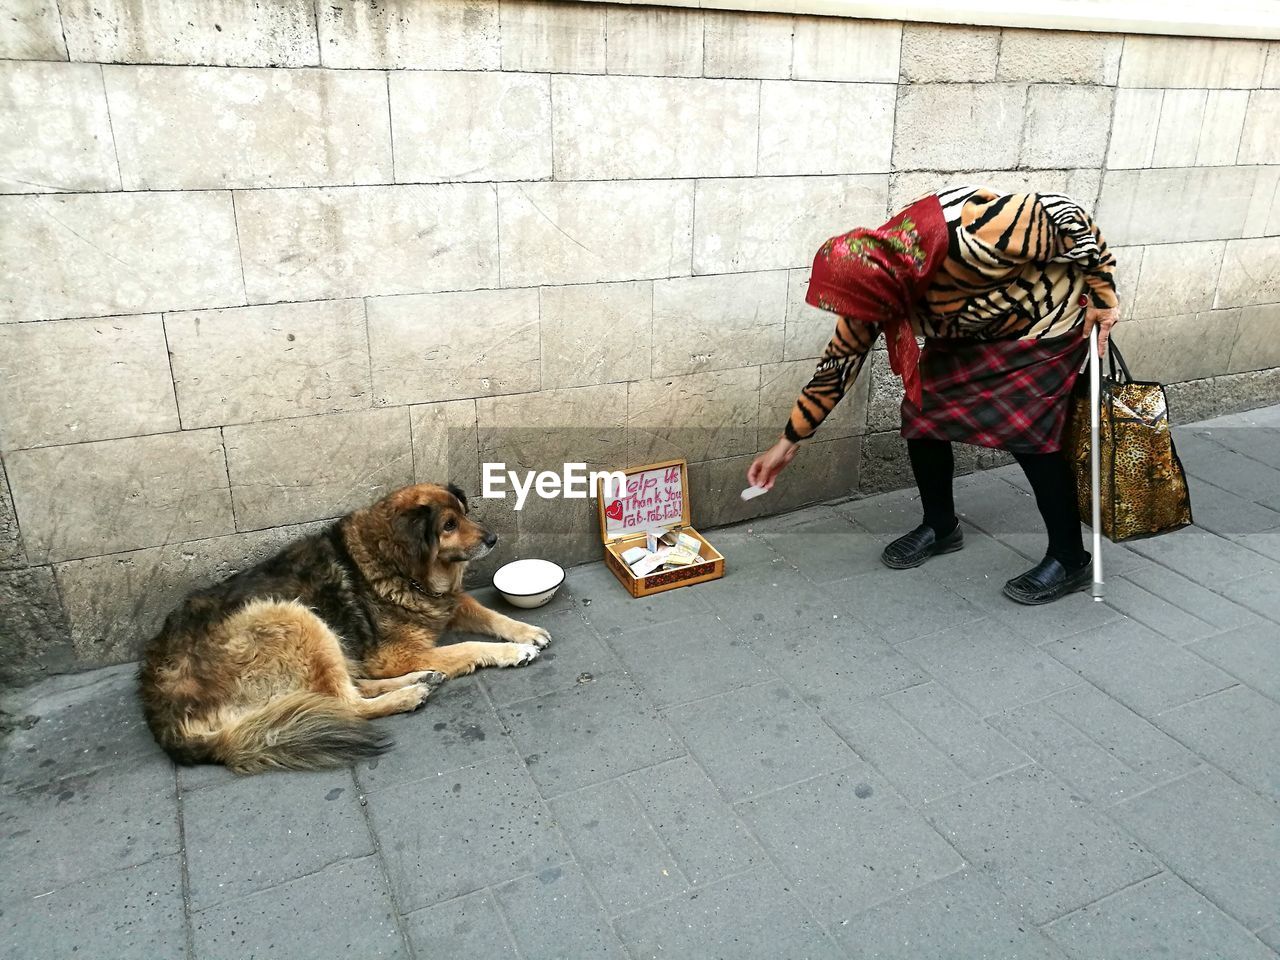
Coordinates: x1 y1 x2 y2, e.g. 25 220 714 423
881 523 964 570
1002 554 1092 605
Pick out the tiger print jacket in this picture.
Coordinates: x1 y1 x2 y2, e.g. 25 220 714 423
784 186 1119 443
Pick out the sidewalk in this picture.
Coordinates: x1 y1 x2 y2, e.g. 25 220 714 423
3 406 1278 960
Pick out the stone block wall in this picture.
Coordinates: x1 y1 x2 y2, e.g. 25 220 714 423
1 0 1279 682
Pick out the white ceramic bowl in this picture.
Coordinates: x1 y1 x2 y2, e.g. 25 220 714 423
492 558 565 609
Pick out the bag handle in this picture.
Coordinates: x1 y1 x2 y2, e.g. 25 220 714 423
1107 339 1132 384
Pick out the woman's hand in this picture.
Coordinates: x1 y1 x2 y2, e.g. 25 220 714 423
748 437 800 491
1083 305 1119 356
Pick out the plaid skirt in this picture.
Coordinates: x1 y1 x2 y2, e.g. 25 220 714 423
900 333 1088 454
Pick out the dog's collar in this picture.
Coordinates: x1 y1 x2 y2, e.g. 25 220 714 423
407 577 446 599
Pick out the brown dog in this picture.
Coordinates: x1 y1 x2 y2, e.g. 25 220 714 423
138 483 550 774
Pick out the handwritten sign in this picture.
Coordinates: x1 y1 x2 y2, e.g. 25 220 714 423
601 464 685 538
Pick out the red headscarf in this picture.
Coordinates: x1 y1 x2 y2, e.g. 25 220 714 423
804 196 948 408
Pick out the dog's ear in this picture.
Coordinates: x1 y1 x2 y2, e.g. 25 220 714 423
447 483 468 512
394 505 436 562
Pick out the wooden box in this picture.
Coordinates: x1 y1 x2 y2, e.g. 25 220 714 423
594 458 725 598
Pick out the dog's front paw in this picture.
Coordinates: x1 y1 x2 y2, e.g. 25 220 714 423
411 670 447 691
508 623 552 648
506 643 541 667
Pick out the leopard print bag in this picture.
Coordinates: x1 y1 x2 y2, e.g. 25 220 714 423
1064 343 1193 542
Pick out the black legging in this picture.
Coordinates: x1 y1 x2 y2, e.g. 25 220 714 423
907 438 1085 566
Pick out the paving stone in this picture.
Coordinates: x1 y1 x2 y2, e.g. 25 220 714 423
622 756 765 886
0 664 157 791
1191 621 1280 701
1184 474 1280 539
1197 424 1280 470
820 697 969 804
353 675 507 793
365 753 567 913
402 890 517 960
830 568 986 645
549 778 684 914
1046 619 1235 718
191 856 406 960
0 759 178 902
738 764 963 925
1126 527 1280 589
496 673 683 798
1045 872 1273 960
697 564 849 646
1040 683 1202 786
834 488 926 542
1109 766 1280 930
1122 562 1265 634
1155 685 1280 799
897 527 1040 607
184 769 372 910
985 586 1126 647
1102 575 1221 645
0 854 185 960
835 868 1067 960
1258 924 1280 953
494 860 629 958
899 617 1082 714
759 513 889 582
664 680 856 802
747 607 928 711
567 561 710 633
615 866 844 960
603 613 776 708
1222 572 1280 623
478 598 620 708
883 681 1029 782
699 524 788 573
925 764 1160 924
989 700 1151 805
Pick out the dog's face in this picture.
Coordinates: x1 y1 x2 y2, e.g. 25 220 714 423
385 483 497 568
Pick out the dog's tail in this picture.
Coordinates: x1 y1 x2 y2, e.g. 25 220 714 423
209 692 392 774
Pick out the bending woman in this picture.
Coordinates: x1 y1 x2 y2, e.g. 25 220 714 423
748 186 1119 605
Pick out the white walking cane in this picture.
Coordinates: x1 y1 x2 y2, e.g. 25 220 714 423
1089 325 1104 600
